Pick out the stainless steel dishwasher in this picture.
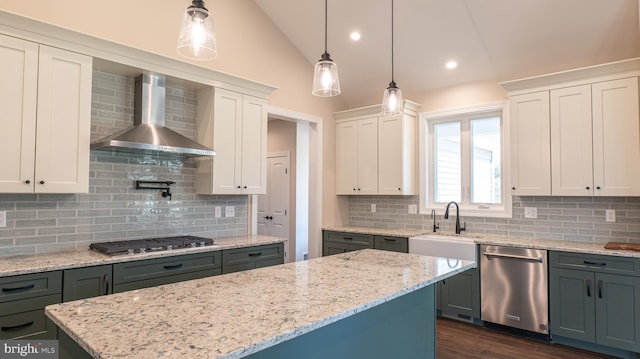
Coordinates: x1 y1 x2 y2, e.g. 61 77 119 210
480 244 549 334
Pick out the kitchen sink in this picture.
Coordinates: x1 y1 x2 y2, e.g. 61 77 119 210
408 234 477 261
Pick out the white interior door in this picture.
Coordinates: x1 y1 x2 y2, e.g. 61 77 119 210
257 153 290 239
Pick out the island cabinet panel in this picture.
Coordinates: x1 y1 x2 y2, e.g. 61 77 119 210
244 284 436 359
0 271 61 340
112 252 222 293
62 265 113 302
373 235 408 253
221 243 285 274
439 266 480 320
549 251 640 354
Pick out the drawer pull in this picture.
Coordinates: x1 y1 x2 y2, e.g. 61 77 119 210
2 283 35 293
1 321 34 332
384 238 397 242
163 264 183 270
584 261 606 267
343 237 353 241
248 252 263 257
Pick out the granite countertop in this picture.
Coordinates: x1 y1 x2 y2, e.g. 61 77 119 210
327 225 640 258
46 249 474 359
0 235 287 278
322 225 431 238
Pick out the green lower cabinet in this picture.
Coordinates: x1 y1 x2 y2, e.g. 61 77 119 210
373 236 408 253
58 328 92 359
63 265 113 302
438 267 480 321
222 243 285 274
550 251 640 355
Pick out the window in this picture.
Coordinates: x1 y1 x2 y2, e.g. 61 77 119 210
419 103 511 217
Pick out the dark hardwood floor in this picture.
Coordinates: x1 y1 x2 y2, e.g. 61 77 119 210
436 318 616 359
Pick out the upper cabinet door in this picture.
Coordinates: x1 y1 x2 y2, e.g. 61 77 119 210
592 77 640 196
211 88 243 194
356 117 378 194
0 35 38 193
240 95 267 194
551 85 593 196
509 92 551 196
336 121 358 195
35 45 92 194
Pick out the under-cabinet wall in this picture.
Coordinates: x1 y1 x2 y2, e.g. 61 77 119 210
0 69 248 257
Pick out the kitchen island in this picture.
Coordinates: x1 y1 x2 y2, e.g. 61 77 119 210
45 249 474 359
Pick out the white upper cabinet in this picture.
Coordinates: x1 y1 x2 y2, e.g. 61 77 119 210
196 87 267 195
0 34 92 194
509 92 551 196
502 58 640 197
335 101 418 195
550 85 593 196
592 77 640 196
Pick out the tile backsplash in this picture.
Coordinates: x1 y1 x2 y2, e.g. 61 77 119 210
349 196 640 243
0 69 247 257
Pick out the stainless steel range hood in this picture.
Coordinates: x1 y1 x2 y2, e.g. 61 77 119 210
91 73 215 157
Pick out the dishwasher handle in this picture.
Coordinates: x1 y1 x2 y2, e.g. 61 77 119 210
482 251 543 262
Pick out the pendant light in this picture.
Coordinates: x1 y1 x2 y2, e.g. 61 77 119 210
381 0 403 114
177 0 217 61
312 0 341 97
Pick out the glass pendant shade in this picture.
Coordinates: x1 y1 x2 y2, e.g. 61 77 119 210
381 81 403 115
177 1 217 61
312 52 341 97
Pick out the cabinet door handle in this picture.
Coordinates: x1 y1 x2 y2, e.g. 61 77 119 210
25 180 31 184
586 279 591 297
2 283 35 293
39 180 45 185
596 186 601 190
598 280 603 299
586 186 590 190
237 185 241 189
442 279 446 285
1 321 34 332
248 252 263 257
104 274 110 295
163 263 183 270
584 261 606 267
512 187 516 190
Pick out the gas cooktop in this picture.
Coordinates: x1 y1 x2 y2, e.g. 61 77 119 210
89 236 215 256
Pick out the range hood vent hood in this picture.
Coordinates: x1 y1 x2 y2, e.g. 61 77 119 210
91 73 215 158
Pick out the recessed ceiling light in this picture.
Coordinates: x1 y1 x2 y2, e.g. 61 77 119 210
350 32 361 41
445 60 458 70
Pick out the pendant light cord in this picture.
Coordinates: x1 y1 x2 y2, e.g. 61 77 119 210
324 0 328 53
391 0 395 83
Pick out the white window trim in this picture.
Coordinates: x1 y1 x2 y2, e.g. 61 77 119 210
418 101 512 218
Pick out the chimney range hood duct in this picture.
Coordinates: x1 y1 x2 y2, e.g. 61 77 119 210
90 73 215 158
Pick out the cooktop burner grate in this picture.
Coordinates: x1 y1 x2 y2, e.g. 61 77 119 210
90 236 214 255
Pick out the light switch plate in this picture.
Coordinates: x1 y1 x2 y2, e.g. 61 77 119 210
606 209 616 222
214 207 222 218
408 205 417 214
524 207 537 219
371 204 376 213
225 206 235 218
0 211 6 228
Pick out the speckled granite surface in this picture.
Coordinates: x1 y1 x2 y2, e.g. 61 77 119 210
0 235 287 277
327 226 640 258
475 235 640 258
46 249 474 359
323 225 431 238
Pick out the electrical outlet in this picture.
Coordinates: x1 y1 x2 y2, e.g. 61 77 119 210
606 209 616 222
524 207 537 219
0 211 6 228
408 204 417 214
225 206 235 218
371 204 376 213
214 206 222 218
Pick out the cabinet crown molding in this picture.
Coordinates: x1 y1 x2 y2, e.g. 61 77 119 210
333 100 420 122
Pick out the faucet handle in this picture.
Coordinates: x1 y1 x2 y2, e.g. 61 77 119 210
460 221 466 232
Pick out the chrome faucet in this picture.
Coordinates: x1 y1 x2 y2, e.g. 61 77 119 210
431 209 439 233
444 201 466 234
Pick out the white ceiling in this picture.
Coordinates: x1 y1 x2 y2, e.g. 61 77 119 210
253 0 640 108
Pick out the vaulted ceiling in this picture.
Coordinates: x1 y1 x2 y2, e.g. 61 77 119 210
254 0 640 107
